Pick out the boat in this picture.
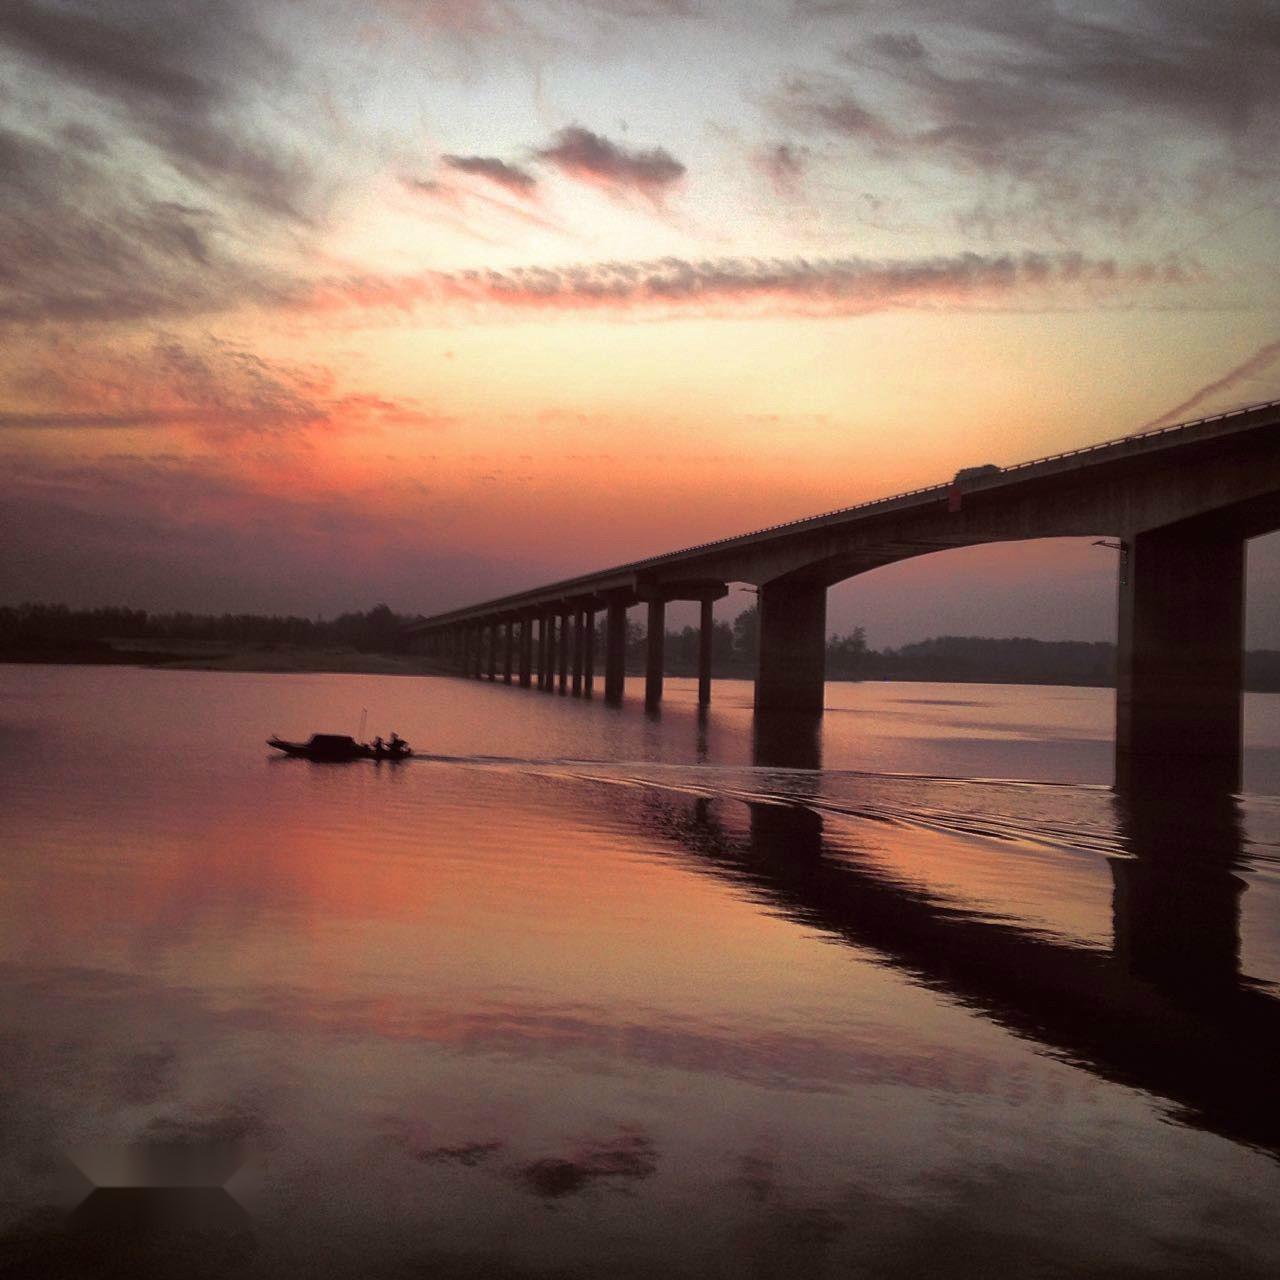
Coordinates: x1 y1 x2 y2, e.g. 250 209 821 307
268 734 372 760
267 733 413 762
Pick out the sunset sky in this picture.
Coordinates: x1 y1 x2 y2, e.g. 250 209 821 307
2 0 1279 644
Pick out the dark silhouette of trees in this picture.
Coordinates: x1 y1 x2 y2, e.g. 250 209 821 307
827 627 868 678
732 604 757 664
5 600 1278 690
0 602 421 658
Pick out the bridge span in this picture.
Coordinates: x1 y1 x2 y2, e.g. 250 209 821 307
406 400 1280 787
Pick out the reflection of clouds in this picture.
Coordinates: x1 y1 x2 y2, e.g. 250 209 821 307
516 1127 656 1198
1 961 1008 1104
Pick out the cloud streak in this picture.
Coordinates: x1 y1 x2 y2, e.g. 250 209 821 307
309 250 1201 320
1139 339 1280 430
442 154 538 194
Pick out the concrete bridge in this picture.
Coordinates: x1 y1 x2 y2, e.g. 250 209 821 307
406 400 1280 786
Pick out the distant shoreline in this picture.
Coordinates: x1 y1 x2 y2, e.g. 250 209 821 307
5 645 1280 692
0 644 453 677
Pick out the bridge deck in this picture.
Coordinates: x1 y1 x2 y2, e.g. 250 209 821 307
407 399 1280 630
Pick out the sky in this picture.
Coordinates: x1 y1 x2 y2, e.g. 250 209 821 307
1 0 1279 645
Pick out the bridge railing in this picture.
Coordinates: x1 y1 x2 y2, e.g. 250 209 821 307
410 398 1280 628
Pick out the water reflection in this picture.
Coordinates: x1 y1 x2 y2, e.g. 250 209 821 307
638 777 1280 1160
1112 775 1247 995
752 710 823 770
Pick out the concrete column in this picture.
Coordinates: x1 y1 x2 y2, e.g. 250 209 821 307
584 610 596 695
755 577 827 713
503 619 514 684
558 610 570 692
518 618 533 688
1116 521 1245 791
645 598 665 708
571 610 584 695
539 614 552 690
487 622 498 680
698 596 714 707
605 601 626 703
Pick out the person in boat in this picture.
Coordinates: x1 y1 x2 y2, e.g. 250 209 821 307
388 732 404 755
373 735 384 755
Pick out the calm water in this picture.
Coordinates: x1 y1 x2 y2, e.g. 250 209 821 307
2 666 1279 1278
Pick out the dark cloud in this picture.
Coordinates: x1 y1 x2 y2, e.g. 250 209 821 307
442 154 538 194
0 0 215 107
516 1130 657 1199
0 0 314 221
867 31 925 62
313 249 1200 318
781 0 1280 229
0 124 293 325
535 125 685 201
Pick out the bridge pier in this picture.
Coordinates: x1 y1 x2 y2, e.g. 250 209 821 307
540 613 553 691
1116 520 1245 791
558 609 570 693
518 617 533 687
571 610 584 695
645 598 665 708
698 597 714 707
605 600 627 703
487 622 498 681
755 577 827 713
584 609 596 695
503 619 514 684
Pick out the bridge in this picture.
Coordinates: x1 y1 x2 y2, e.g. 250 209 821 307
406 400 1280 787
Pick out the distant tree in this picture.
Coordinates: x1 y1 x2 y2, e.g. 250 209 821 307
827 627 868 677
731 604 758 663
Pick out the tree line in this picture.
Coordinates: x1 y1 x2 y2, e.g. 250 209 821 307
0 602 412 656
3 600 1279 690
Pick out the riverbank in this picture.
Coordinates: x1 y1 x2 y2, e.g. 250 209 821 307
0 640 452 676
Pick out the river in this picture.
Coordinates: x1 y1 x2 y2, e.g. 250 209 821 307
2 666 1278 1278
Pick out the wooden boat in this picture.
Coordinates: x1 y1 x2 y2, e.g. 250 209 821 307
267 734 412 762
268 733 371 760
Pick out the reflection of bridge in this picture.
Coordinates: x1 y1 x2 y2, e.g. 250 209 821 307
633 775 1280 1159
407 401 1280 786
